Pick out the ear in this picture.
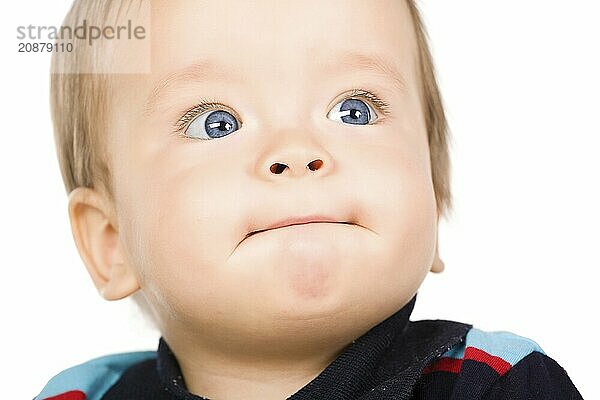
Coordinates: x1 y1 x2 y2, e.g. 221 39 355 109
67 187 141 300
430 213 445 274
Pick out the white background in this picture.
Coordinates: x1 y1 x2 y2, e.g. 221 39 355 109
1 1 597 399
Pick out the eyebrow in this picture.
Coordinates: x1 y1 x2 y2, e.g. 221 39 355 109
143 51 408 116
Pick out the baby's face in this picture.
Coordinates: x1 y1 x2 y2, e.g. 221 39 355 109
109 0 437 346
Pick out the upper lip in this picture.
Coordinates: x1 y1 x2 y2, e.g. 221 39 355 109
248 215 352 237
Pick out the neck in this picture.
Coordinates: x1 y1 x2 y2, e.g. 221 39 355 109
167 336 351 399
159 312 360 399
157 296 417 400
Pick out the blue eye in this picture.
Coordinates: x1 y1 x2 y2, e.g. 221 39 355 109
327 97 379 125
184 109 240 140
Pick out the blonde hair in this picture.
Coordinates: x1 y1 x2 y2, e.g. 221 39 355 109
51 0 453 327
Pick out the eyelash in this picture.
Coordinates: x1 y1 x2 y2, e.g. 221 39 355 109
171 88 391 136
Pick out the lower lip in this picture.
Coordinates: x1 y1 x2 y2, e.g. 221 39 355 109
233 222 362 256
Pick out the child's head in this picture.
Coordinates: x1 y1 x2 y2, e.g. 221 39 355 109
51 0 451 344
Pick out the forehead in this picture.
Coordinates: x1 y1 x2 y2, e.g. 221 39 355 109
111 0 420 130
150 0 416 85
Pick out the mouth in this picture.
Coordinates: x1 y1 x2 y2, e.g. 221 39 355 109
227 215 372 259
244 220 356 239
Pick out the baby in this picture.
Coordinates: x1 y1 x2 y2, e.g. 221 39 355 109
36 0 583 399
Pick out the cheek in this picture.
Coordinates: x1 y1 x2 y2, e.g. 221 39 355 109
117 160 245 319
351 142 438 296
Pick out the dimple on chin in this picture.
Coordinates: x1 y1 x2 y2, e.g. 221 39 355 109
239 224 362 303
274 240 339 300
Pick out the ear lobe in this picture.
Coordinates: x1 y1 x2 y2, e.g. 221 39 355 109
430 240 445 273
68 187 141 301
431 223 445 274
100 260 141 300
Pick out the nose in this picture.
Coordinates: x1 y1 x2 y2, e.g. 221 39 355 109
258 124 333 179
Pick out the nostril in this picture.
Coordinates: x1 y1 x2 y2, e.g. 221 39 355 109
270 163 286 174
307 159 323 171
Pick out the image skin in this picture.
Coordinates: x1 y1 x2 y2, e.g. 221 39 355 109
68 0 443 398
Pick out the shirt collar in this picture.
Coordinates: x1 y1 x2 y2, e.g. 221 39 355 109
155 293 468 399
